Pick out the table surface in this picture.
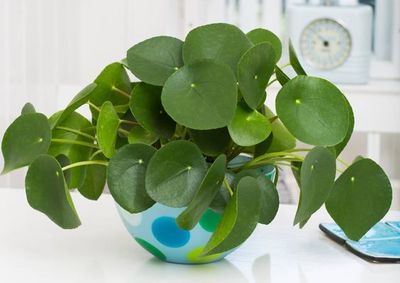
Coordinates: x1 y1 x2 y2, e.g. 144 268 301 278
1 189 399 283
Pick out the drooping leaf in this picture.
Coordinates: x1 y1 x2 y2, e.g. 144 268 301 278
25 155 81 229
276 76 349 146
330 96 354 156
108 144 156 213
50 83 97 128
325 158 392 240
293 147 336 226
128 124 159 145
202 176 261 255
146 140 207 207
236 169 279 225
21 102 36 115
190 128 231 157
238 43 276 109
246 28 282 61
127 36 183 86
183 23 252 74
228 102 272 146
1 113 51 174
129 83 175 138
48 112 94 188
289 40 307 75
177 155 226 230
78 151 107 201
275 65 290 86
97 101 120 158
162 60 237 130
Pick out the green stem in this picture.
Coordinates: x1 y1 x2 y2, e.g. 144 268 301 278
62 160 108 171
90 149 103 160
51 139 99 149
88 102 100 112
287 148 350 168
120 119 137 126
118 128 130 136
278 62 291 69
223 178 234 196
337 158 350 168
55 126 95 140
237 152 304 172
112 86 130 99
267 78 278 87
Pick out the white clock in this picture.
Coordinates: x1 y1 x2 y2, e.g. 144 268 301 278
286 2 372 84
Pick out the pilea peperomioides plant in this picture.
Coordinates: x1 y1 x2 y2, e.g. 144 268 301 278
1 23 392 256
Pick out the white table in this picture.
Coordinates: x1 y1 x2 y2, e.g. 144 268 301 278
1 188 399 283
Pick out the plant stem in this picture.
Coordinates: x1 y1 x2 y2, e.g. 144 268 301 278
62 160 108 171
118 128 130 136
287 148 350 168
112 86 130 99
237 151 305 172
51 139 99 149
223 178 234 196
55 126 95 141
337 158 350 168
90 149 103 160
267 78 278 87
88 102 100 112
279 62 291 69
120 119 137 126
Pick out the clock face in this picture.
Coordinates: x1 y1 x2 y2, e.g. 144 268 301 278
300 18 352 70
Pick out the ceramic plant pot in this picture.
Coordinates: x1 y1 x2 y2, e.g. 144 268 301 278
117 156 276 264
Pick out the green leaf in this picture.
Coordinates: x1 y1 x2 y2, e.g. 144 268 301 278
183 23 252 74
325 158 392 240
238 43 276 109
128 125 159 145
1 113 51 174
276 76 349 146
246 28 282 61
48 111 94 188
129 83 175 138
330 97 354 156
146 140 207 207
127 36 183 86
25 155 81 229
293 147 336 226
190 128 231 157
210 171 235 213
289 40 307 76
275 65 290 86
78 152 107 201
108 144 156 213
202 176 261 255
97 101 120 158
236 169 279 225
50 83 97 129
162 60 237 130
228 102 272 146
291 161 302 188
90 63 132 119
21 103 36 115
177 155 226 230
55 154 71 185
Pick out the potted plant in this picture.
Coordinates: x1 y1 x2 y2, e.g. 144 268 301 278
1 23 392 264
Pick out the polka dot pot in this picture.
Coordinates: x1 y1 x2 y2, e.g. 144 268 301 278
116 157 275 264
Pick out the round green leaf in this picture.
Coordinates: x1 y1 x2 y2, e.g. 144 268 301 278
78 152 107 201
25 155 81 229
330 97 354 156
50 83 97 129
128 125 159 145
108 144 156 213
146 140 207 207
238 43 276 109
202 176 261 255
97 101 120 158
162 60 237 130
21 102 36 115
190 128 231 157
325 158 392 241
126 36 183 86
177 155 226 230
130 83 175 138
276 76 349 146
246 28 282 61
1 113 51 174
228 102 272 146
289 40 307 76
183 23 252 74
293 147 336 226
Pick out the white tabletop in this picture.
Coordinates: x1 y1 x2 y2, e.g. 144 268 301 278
1 188 399 283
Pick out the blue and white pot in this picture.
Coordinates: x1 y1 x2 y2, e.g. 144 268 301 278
117 156 275 264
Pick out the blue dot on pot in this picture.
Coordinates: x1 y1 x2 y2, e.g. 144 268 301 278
152 216 190 248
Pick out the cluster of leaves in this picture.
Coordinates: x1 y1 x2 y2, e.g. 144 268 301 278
1 23 393 256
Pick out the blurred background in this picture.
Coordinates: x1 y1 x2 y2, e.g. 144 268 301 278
0 0 399 208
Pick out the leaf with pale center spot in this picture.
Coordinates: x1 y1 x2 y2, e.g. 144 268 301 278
146 140 207 207
294 147 336 226
326 158 392 240
177 155 226 230
1 113 51 174
246 28 282 61
25 155 81 229
108 144 156 213
228 102 271 146
97 101 120 158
